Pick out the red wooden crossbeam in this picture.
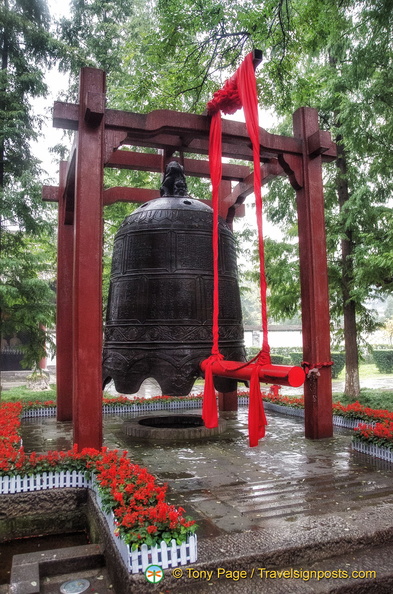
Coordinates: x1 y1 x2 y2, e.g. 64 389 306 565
200 360 305 388
106 149 250 181
53 104 337 164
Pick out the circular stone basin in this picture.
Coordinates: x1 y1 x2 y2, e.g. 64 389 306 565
123 414 226 441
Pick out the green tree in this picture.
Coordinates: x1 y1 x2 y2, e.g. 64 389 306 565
57 0 214 310
0 0 57 375
53 0 393 401
145 0 393 400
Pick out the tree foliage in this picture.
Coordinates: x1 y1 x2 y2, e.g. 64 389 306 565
142 0 393 398
0 0 57 371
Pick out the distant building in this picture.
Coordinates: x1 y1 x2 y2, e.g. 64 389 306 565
244 325 303 349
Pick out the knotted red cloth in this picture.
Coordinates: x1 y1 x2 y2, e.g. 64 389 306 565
249 364 268 447
203 52 270 446
201 353 223 428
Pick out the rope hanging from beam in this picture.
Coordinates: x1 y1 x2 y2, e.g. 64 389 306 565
203 51 270 447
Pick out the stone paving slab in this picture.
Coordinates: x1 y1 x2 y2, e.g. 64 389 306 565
18 406 393 593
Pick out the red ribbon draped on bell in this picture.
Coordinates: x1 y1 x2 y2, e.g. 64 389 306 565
203 51 270 446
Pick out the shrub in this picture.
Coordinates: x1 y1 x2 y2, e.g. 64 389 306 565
373 350 393 374
289 352 303 366
270 354 291 365
245 347 260 360
331 352 345 379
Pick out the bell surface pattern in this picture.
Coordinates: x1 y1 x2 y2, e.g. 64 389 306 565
103 194 246 396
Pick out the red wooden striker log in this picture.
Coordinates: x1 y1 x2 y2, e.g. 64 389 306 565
200 359 305 388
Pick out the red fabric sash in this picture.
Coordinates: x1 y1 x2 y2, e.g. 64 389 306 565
204 53 270 446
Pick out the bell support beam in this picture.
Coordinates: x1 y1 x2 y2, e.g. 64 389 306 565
44 183 246 217
220 159 287 214
106 149 250 181
53 103 336 164
293 107 333 439
56 161 74 422
72 67 105 450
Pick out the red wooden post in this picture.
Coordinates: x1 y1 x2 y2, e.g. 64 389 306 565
57 161 74 421
293 107 333 439
218 390 238 411
72 68 105 449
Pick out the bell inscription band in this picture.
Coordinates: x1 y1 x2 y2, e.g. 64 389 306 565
102 162 246 396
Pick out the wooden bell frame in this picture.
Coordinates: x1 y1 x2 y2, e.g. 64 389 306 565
43 66 336 449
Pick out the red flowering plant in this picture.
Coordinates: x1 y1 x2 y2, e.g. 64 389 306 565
0 403 197 550
0 402 23 474
90 449 197 549
22 400 56 410
354 421 393 450
333 401 393 424
103 394 203 407
262 389 305 409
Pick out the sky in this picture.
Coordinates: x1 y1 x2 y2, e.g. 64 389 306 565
31 1 71 181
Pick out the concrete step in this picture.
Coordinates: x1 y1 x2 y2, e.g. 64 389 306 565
9 544 106 594
156 542 393 594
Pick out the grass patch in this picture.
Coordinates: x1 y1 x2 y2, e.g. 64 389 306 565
1 385 57 402
333 390 393 411
358 363 389 378
334 363 385 380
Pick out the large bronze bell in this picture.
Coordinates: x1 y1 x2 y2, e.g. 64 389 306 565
102 162 246 396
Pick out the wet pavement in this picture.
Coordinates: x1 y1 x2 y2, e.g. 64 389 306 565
19 404 393 592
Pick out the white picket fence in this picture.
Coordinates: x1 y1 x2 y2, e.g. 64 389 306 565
263 401 377 430
0 470 197 573
21 394 283 419
21 399 204 419
90 482 197 573
332 415 376 429
102 399 202 415
22 407 57 418
0 470 90 494
352 440 393 463
129 535 197 574
263 401 305 418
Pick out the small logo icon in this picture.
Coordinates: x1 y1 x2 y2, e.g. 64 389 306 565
144 564 164 584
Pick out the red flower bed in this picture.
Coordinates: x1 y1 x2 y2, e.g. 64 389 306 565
102 394 203 407
354 421 393 450
333 401 393 424
22 400 56 410
92 449 195 548
0 403 197 549
263 390 305 409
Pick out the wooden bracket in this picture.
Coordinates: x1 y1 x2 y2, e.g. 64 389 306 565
84 91 105 126
42 185 60 203
104 129 129 164
308 129 333 159
278 154 303 190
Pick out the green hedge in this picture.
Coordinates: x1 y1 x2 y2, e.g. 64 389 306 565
287 351 344 378
271 354 291 365
245 347 260 360
246 347 344 376
373 350 393 374
289 352 303 366
330 352 345 379
244 348 290 365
